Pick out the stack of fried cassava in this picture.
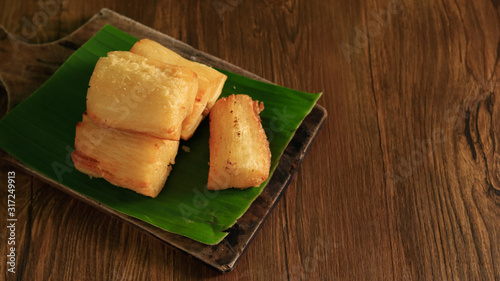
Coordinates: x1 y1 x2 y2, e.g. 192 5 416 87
72 39 271 197
71 42 226 197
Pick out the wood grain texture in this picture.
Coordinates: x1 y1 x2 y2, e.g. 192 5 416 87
0 0 499 280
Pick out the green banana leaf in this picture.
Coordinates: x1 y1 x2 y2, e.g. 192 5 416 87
0 25 321 244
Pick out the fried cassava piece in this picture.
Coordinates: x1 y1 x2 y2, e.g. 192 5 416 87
86 51 198 141
73 49 201 197
207 94 271 190
71 115 179 198
130 39 227 140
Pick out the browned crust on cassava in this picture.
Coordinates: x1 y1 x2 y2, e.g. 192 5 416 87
207 94 271 190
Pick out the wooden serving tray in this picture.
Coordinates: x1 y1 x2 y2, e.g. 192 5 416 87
0 8 327 272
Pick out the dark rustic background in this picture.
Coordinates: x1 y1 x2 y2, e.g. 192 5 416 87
1 0 499 280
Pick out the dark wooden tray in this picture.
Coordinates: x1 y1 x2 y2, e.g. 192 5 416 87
0 8 327 272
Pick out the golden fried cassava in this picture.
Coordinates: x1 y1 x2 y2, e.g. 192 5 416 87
207 94 271 190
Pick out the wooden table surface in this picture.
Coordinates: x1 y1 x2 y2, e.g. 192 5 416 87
1 0 499 280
